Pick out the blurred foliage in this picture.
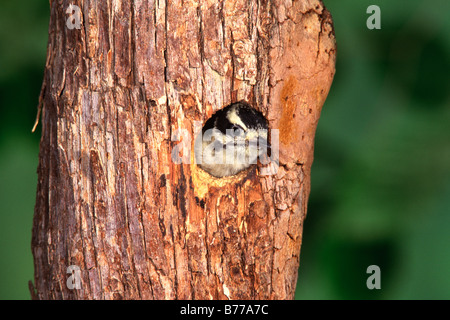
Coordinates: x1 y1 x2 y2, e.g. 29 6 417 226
0 0 449 300
0 0 48 300
296 0 450 299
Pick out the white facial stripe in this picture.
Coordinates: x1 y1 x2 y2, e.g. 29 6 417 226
245 129 267 140
226 108 248 131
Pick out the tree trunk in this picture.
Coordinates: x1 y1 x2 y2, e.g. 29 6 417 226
31 0 335 300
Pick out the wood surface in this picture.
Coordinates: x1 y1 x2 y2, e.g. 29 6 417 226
31 0 336 299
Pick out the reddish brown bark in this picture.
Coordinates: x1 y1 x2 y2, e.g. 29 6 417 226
31 0 336 299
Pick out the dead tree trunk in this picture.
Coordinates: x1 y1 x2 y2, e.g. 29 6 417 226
31 0 336 300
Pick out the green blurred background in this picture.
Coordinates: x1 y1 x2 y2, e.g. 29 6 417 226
0 0 449 299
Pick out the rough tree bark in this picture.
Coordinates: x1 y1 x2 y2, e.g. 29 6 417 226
31 0 336 300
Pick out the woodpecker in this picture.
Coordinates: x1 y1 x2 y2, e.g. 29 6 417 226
194 101 270 178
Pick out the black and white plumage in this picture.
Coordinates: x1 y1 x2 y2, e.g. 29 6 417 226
194 101 270 178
